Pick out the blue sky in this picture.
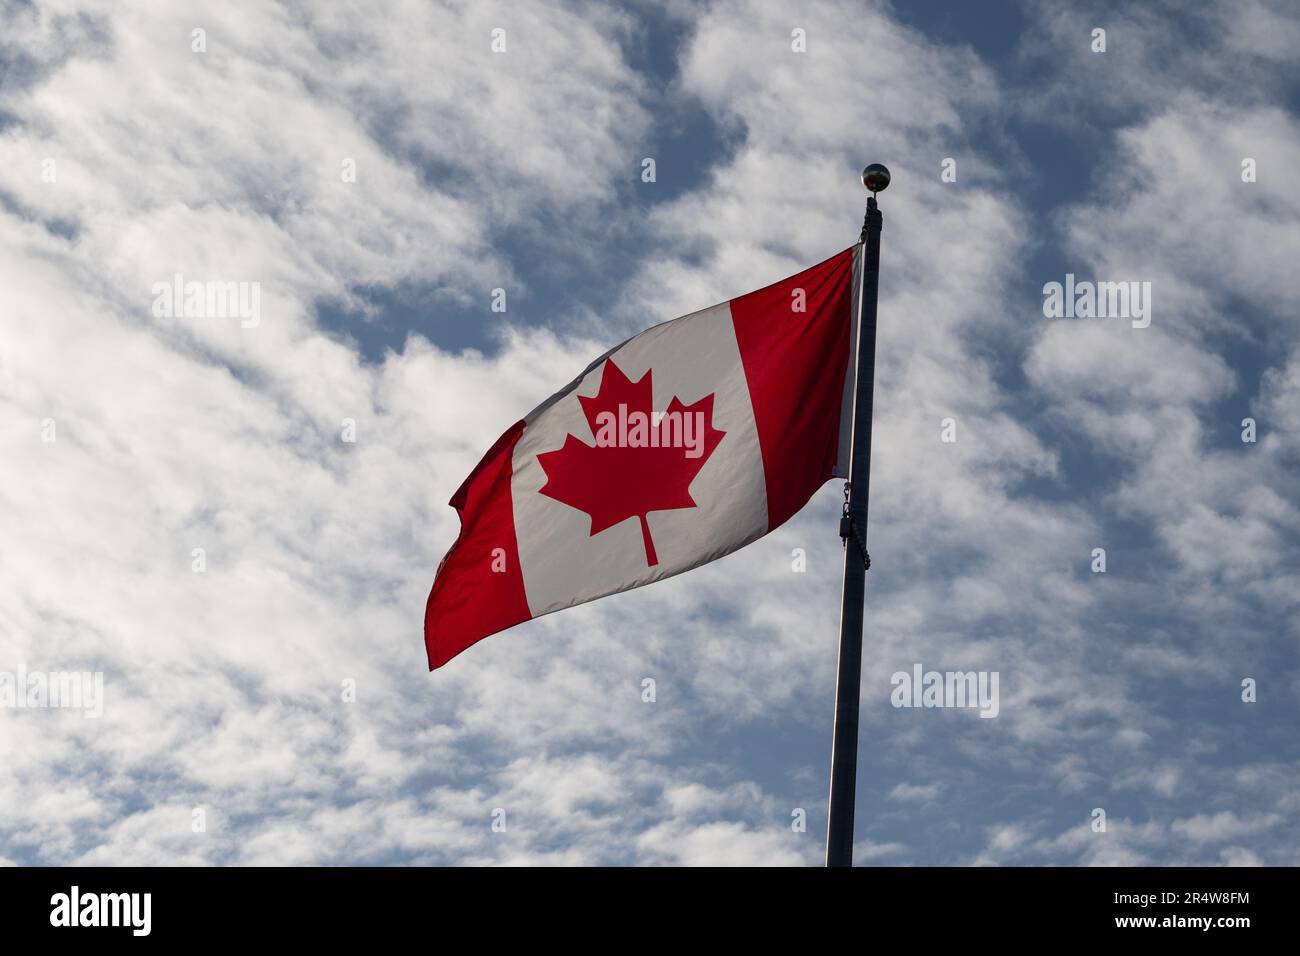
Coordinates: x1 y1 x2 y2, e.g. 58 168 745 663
1 0 1298 865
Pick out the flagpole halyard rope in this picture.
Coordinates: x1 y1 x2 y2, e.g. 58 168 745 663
842 486 873 567
839 482 871 570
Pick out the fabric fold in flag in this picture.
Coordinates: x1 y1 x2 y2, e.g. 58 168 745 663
425 245 859 669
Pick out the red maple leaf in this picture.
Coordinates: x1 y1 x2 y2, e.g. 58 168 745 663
536 358 726 567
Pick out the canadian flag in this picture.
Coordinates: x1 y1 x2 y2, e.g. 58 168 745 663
425 246 860 669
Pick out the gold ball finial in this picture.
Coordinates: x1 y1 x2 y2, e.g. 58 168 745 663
860 163 891 194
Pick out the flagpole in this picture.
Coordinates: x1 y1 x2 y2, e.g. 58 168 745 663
825 163 889 867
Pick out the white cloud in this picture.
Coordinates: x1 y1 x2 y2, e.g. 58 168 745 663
888 782 941 802
1171 811 1281 844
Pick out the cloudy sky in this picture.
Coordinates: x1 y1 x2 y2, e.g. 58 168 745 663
1 0 1297 866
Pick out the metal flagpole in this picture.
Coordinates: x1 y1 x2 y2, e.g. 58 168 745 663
825 162 889 867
